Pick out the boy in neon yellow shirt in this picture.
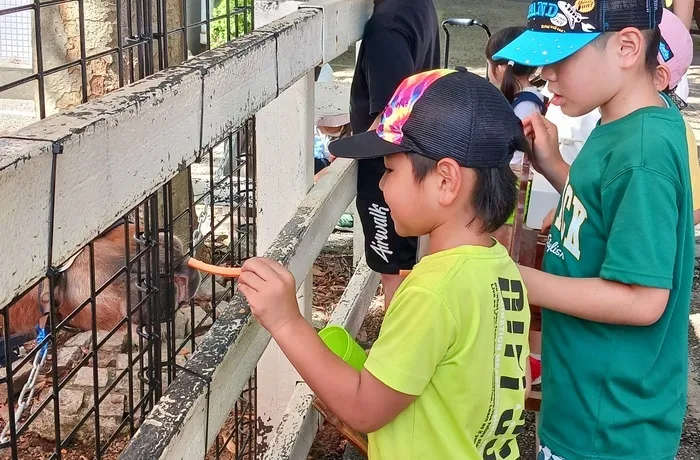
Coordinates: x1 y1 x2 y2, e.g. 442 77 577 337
237 69 531 459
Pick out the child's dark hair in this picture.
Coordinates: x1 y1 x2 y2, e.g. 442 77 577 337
592 27 661 76
408 135 530 233
485 27 542 103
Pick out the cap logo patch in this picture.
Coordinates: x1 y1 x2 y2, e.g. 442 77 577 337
659 37 674 62
574 0 595 13
528 0 597 33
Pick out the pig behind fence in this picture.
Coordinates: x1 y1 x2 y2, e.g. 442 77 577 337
3 222 202 339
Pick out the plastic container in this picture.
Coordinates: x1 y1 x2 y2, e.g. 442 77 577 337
525 171 561 230
319 325 367 371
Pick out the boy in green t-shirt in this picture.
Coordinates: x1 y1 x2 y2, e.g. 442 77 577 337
495 0 693 459
237 68 531 459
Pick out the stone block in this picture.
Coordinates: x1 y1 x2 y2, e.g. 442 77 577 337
59 388 86 416
29 388 85 441
65 331 93 348
195 279 230 303
101 331 127 353
192 306 213 330
74 367 109 388
100 393 125 418
55 346 82 371
172 310 190 340
0 359 32 403
116 353 130 370
113 371 140 393
64 328 126 354
97 350 119 368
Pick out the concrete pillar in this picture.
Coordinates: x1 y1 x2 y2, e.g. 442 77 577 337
254 72 315 454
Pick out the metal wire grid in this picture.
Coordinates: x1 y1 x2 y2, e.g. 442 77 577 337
0 0 254 120
0 0 32 67
0 119 257 459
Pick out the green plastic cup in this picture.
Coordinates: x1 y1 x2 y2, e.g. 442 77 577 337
319 325 367 371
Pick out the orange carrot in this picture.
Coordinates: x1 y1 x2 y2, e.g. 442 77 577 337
187 257 242 278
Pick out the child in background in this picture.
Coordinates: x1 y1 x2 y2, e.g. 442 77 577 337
238 69 531 459
313 120 350 178
655 9 700 224
313 115 354 231
495 0 693 458
486 26 549 165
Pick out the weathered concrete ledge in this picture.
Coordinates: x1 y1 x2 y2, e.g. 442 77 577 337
300 0 373 63
0 0 371 310
264 383 319 460
119 158 358 460
264 256 377 460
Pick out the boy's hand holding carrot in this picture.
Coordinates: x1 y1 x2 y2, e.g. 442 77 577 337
238 258 302 334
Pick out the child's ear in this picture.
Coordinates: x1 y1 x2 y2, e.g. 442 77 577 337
488 62 505 83
435 158 462 206
655 65 671 92
616 27 645 71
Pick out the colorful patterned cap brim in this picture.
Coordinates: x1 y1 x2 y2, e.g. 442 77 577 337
329 69 454 160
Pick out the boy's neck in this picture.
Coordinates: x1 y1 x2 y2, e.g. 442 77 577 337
425 216 495 255
599 75 664 124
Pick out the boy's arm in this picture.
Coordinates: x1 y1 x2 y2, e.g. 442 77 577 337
273 317 415 433
525 159 681 325
237 258 422 433
672 0 694 29
518 266 669 326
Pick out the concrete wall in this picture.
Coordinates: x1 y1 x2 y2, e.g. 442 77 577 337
255 0 304 28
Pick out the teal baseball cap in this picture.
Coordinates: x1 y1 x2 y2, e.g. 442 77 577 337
494 0 663 67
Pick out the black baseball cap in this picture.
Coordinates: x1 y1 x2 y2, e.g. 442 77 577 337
494 0 663 67
328 68 524 168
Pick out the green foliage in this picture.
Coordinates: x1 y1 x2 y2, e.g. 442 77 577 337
209 0 254 49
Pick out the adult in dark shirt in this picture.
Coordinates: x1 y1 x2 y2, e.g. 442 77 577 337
349 0 441 307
